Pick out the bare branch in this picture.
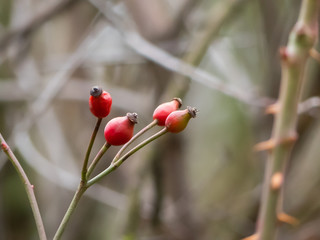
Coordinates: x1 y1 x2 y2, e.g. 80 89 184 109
0 133 47 240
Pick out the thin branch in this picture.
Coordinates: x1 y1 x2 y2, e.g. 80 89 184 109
88 0 273 107
0 133 47 240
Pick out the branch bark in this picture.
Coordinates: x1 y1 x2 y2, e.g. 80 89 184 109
0 133 47 240
257 1 319 239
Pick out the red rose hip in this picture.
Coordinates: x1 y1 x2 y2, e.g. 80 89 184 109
153 98 182 126
89 86 112 118
165 106 197 133
104 113 138 146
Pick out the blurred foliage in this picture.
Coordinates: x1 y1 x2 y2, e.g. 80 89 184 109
0 0 319 240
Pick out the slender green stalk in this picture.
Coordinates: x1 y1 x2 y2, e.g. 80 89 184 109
87 128 168 187
0 133 47 240
112 119 158 164
81 118 102 181
54 117 102 239
257 1 319 240
53 183 87 240
115 128 168 167
86 142 111 178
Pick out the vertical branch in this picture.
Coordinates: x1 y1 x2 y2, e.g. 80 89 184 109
257 1 319 240
0 133 47 240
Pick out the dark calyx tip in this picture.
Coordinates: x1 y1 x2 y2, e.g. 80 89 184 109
187 106 198 118
127 112 138 124
90 86 103 97
173 97 183 108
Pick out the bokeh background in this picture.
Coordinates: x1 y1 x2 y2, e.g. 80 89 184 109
0 0 320 239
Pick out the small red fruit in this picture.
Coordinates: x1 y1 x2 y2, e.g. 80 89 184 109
104 113 138 146
165 106 197 133
153 98 182 126
89 86 112 118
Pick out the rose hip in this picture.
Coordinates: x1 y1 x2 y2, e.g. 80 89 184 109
104 113 138 146
165 106 197 133
89 86 112 118
153 98 182 126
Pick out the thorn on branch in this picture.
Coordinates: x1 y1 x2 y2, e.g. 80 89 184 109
279 47 290 62
270 172 283 191
254 139 276 152
254 134 298 152
309 48 320 63
265 103 280 115
277 212 300 226
1 142 9 152
242 233 258 240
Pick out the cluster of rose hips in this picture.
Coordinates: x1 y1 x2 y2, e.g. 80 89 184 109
84 85 197 187
89 86 197 147
56 86 197 239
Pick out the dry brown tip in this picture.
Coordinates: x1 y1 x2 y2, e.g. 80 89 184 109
126 112 138 124
90 86 103 97
173 97 182 108
187 106 198 118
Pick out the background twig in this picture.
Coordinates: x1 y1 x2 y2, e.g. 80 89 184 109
0 133 47 240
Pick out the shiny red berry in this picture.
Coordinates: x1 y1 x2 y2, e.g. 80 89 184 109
104 113 138 146
153 98 182 126
89 86 112 118
165 106 197 133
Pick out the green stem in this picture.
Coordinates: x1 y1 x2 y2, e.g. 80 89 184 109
53 182 87 240
0 133 47 240
112 119 158 164
87 128 168 187
54 118 102 239
257 1 319 240
81 118 102 181
86 142 111 178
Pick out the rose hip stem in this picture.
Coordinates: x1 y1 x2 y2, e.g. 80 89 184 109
81 117 102 181
86 142 111 179
87 128 168 187
111 119 158 164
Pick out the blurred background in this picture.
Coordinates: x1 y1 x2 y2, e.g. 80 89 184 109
0 0 320 239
